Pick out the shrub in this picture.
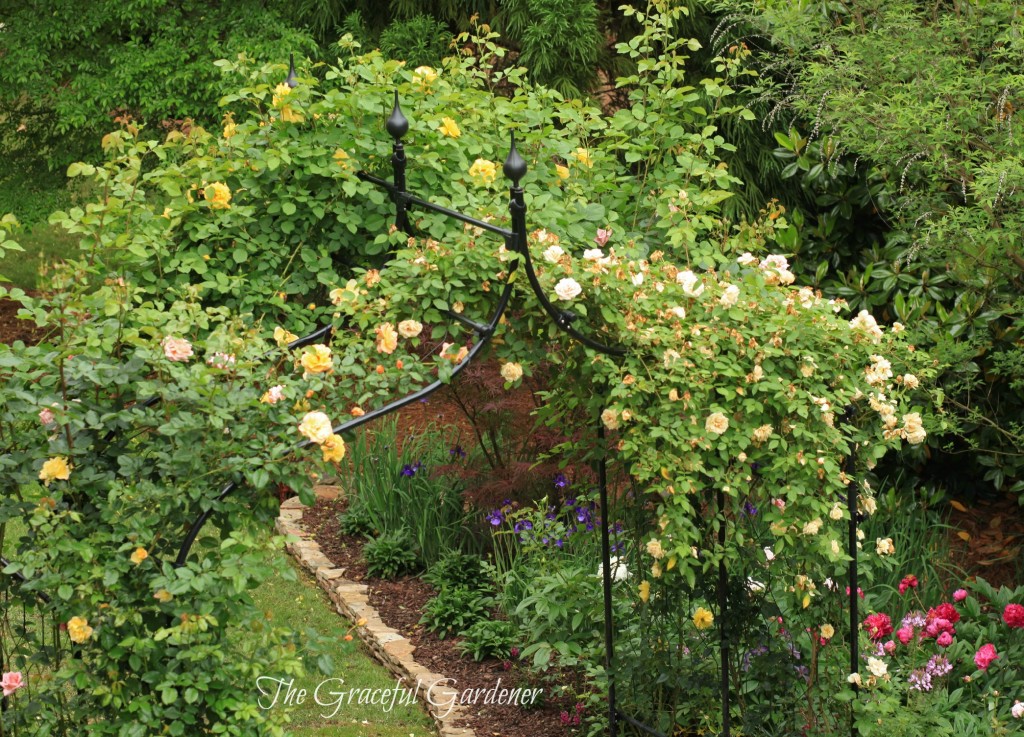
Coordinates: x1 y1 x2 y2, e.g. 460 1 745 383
457 619 518 661
363 528 420 579
337 502 376 537
378 15 452 69
419 585 494 639
422 550 493 592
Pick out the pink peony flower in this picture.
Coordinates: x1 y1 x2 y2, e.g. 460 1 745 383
898 574 918 595
936 631 953 648
864 613 893 641
1003 603 1024 629
161 337 193 362
897 626 914 645
953 589 968 602
2 671 24 696
883 640 897 655
594 228 612 247
974 643 999 670
929 602 960 625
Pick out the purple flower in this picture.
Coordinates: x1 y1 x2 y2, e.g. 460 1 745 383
743 501 758 517
449 445 466 459
400 460 423 477
553 473 568 489
514 520 533 533
555 538 564 548
487 510 504 526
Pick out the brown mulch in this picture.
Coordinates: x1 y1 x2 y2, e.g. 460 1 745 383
947 494 1024 590
302 496 583 737
0 293 45 345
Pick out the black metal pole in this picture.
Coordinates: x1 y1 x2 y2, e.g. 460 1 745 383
844 410 860 737
386 91 409 232
597 406 617 737
717 489 730 737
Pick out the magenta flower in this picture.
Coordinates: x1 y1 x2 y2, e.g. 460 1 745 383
974 643 999 670
898 574 918 595
1003 603 1024 629
953 588 968 602
896 626 914 645
1 671 24 697
864 612 893 641
936 631 953 648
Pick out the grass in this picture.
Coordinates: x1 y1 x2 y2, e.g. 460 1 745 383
2 519 434 737
2 223 80 290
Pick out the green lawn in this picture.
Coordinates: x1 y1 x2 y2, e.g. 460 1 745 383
2 519 433 737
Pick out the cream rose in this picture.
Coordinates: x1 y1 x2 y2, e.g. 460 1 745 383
298 411 334 445
398 319 423 339
500 362 523 382
705 412 729 435
554 278 582 301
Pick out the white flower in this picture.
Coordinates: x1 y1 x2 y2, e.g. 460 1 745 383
747 578 766 593
751 424 773 443
847 673 862 687
830 539 842 556
876 537 895 556
669 306 686 320
1012 701 1024 719
554 278 582 301
631 272 644 286
829 503 844 521
866 657 888 678
676 269 704 297
583 248 604 261
719 283 740 307
298 411 334 445
705 412 729 435
902 412 927 445
864 355 893 386
646 539 665 559
397 319 423 338
601 408 620 430
542 245 565 264
764 546 775 562
597 556 630 582
861 496 877 516
500 362 523 382
849 310 884 343
903 373 919 389
737 252 758 266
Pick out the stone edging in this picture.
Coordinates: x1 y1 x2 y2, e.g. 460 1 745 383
275 490 475 737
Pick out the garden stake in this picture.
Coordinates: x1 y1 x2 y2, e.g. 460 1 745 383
843 407 860 737
596 407 618 737
718 488 731 737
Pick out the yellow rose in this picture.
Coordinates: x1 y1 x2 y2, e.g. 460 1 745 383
601 408 620 430
439 117 461 138
273 326 299 347
223 121 237 139
39 457 72 486
271 83 292 108
693 607 714 630
333 149 351 170
204 182 232 210
412 66 438 88
646 539 665 560
572 147 593 168
375 323 399 354
639 581 651 603
820 623 835 640
500 362 523 383
67 616 93 643
130 548 148 565
469 158 498 186
298 411 334 445
330 279 359 306
321 434 346 463
154 589 173 603
279 106 304 124
555 164 570 180
300 344 333 375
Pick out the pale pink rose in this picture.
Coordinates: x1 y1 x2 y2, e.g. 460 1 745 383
2 671 24 696
594 228 612 247
161 337 194 362
39 407 55 425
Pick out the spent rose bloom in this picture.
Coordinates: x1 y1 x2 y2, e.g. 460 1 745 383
397 319 423 339
646 539 665 560
554 278 582 301
300 344 333 375
2 671 24 697
903 373 920 389
39 406 56 425
705 412 729 435
375 322 399 354
39 457 72 486
594 228 612 247
161 337 193 362
500 362 524 383
802 518 823 536
751 424 773 444
298 412 333 445
974 643 999 670
876 537 895 556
